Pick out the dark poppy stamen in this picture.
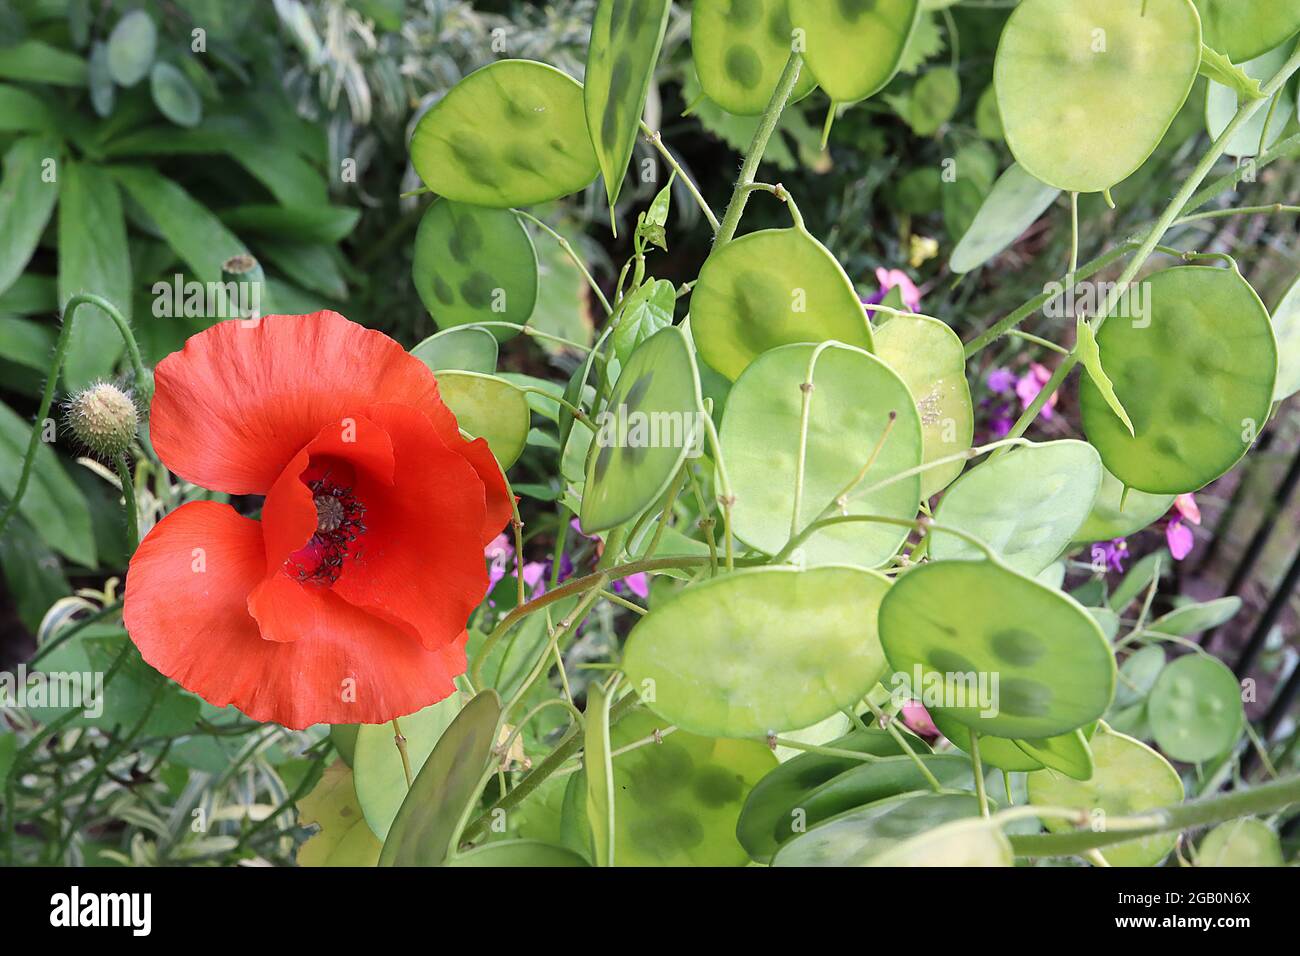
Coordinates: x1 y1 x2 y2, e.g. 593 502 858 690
288 474 367 585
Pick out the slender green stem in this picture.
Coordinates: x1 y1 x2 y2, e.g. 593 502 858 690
115 456 139 553
700 413 735 570
0 292 148 544
1010 774 1300 859
514 210 612 315
1067 191 1079 286
459 691 641 847
865 698 943 792
639 123 719 232
714 51 804 246
1173 203 1300 226
460 321 601 357
391 718 413 789
970 732 989 818
769 738 881 762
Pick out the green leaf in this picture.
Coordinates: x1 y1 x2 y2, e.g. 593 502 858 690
0 400 97 567
1148 597 1242 637
379 690 501 866
0 135 60 296
1076 317 1135 436
951 164 1059 274
611 277 674 363
57 160 131 389
106 9 157 87
0 41 88 86
110 166 246 284
1197 43 1265 99
0 731 16 787
1205 42 1296 159
0 84 56 133
218 203 359 244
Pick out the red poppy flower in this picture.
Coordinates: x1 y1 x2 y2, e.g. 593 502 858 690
123 311 512 729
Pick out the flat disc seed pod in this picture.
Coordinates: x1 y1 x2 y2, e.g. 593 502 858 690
585 0 672 209
410 60 599 208
994 0 1202 193
691 0 818 116
412 201 537 339
872 314 974 498
1147 653 1245 762
879 560 1116 739
692 228 873 381
771 792 987 866
580 326 703 532
621 565 892 738
1074 466 1175 542
1194 0 1300 63
605 709 777 866
1079 266 1277 495
721 343 923 568
789 0 921 104
1028 724 1184 867
930 440 1103 576
435 371 532 470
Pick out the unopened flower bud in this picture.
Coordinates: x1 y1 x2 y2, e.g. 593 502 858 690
66 382 138 459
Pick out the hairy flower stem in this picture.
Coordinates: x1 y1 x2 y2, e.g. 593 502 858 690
391 718 413 789
116 456 139 553
1010 774 1300 859
999 45 1300 446
0 292 148 545
714 51 804 247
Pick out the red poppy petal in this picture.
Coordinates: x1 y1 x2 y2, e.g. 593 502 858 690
153 311 476 495
124 500 465 728
331 403 489 652
260 415 395 573
423 402 515 544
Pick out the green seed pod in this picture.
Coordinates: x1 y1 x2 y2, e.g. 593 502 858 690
66 381 139 459
221 253 267 319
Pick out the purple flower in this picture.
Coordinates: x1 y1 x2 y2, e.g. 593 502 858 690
1091 538 1128 574
613 572 650 600
1166 520 1195 561
863 268 922 311
986 367 1016 394
485 532 513 589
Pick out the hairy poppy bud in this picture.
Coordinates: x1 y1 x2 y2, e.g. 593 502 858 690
66 382 139 459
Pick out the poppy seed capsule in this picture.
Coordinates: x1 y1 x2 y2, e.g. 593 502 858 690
66 382 138 459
